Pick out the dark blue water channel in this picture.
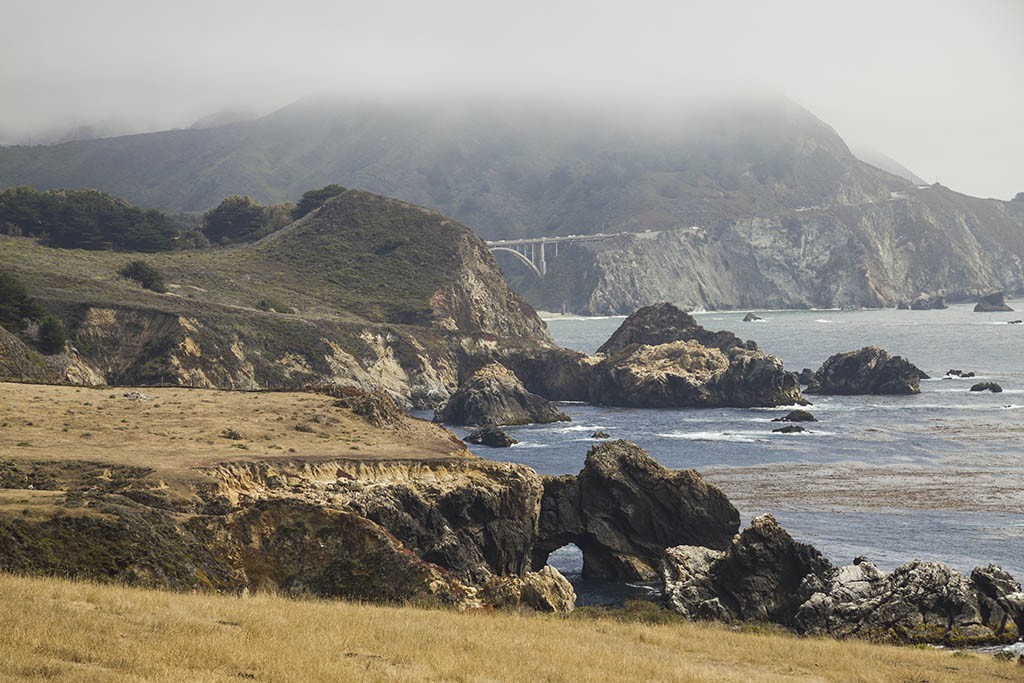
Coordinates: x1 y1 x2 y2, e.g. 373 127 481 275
443 304 1024 604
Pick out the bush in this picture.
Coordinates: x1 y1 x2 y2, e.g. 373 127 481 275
292 184 347 219
0 269 43 332
201 195 267 243
37 315 66 354
256 298 294 314
120 260 167 293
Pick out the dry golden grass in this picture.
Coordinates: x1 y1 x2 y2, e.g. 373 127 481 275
0 381 466 474
0 573 1017 683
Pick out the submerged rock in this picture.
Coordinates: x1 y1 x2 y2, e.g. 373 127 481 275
465 424 518 448
806 346 928 395
772 409 817 422
534 440 739 581
772 425 806 433
970 382 1003 393
590 430 611 439
434 362 570 426
975 291 1014 312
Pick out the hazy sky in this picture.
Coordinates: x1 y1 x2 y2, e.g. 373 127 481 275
2 0 1021 199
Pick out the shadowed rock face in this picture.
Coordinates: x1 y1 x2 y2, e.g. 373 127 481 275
806 346 928 395
433 362 570 426
662 514 1024 646
533 440 739 580
597 303 757 355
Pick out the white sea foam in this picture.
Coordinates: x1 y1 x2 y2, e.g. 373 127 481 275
557 424 608 433
657 430 765 443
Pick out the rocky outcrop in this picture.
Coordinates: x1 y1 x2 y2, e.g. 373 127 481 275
597 303 756 354
806 346 928 395
465 425 517 448
975 292 1014 312
479 565 576 612
662 514 833 624
662 515 1024 645
772 425 805 433
742 312 762 322
908 293 946 310
534 440 739 580
970 382 1003 393
433 362 570 426
586 340 805 409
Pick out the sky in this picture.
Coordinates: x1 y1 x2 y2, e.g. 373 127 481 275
1 0 1021 199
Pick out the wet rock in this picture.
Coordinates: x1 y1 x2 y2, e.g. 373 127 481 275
434 362 570 426
662 514 834 625
591 431 611 439
597 303 756 355
1009 320 1023 325
534 440 739 581
970 382 1003 393
772 425 806 433
975 291 1014 312
772 410 817 422
742 312 762 322
931 296 948 310
910 295 932 310
946 369 975 378
796 368 815 385
465 424 518 448
896 302 910 310
805 346 928 395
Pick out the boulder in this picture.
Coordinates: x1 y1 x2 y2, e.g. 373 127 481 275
772 425 806 433
587 340 806 408
742 312 762 322
931 295 948 310
970 382 1003 393
597 303 756 355
590 431 611 439
975 292 1014 312
434 362 570 426
946 369 975 378
534 440 739 580
479 565 576 613
662 514 834 625
796 368 815 385
805 346 928 395
772 409 817 422
465 424 518 448
910 295 932 310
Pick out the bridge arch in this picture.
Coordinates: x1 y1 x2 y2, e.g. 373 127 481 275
489 246 543 278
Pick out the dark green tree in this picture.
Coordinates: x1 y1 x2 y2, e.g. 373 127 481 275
0 269 43 332
37 315 66 354
201 195 267 243
292 184 347 219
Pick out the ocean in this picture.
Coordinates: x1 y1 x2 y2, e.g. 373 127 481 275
456 303 1024 604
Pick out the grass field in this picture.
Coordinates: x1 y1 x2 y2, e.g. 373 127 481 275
0 573 1018 683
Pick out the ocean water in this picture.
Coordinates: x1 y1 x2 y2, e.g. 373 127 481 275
457 304 1024 603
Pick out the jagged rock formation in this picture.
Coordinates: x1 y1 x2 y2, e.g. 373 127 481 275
597 303 756 354
662 514 1024 645
970 382 1003 393
806 346 928 395
433 362 569 426
975 292 1014 312
533 440 739 580
772 410 816 422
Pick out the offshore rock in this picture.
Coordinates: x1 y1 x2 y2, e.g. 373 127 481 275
662 514 833 624
806 346 928 395
772 409 817 422
970 382 1003 393
772 425 806 433
796 368 815 385
534 440 739 580
742 312 762 322
434 362 570 426
975 291 1014 312
465 424 518 448
910 294 932 310
587 340 805 408
597 303 756 355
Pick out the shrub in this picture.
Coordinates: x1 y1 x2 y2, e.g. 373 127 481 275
292 184 347 219
202 195 267 243
120 260 167 293
37 315 66 354
256 298 294 314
